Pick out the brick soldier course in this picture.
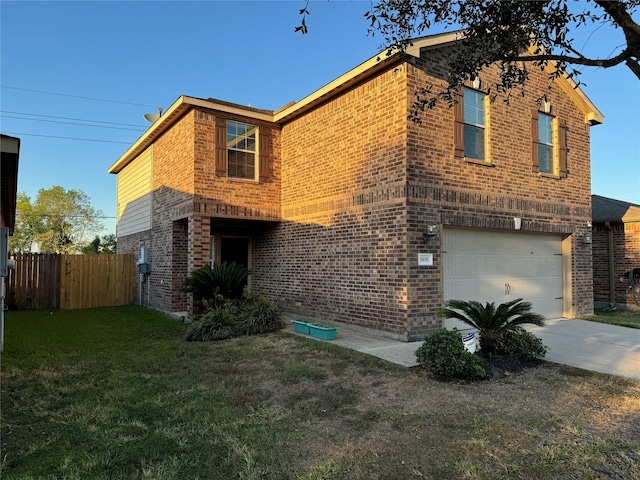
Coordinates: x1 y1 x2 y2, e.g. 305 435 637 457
110 32 603 340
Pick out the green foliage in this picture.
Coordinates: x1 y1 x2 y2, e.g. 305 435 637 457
438 298 545 353
13 187 104 254
185 304 238 342
238 292 284 335
498 327 549 361
360 0 640 119
182 261 252 306
415 328 486 379
80 234 117 254
185 292 283 342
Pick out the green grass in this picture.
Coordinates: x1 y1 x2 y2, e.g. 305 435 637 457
582 308 640 329
2 306 640 479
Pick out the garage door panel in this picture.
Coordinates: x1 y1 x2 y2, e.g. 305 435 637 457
443 229 564 319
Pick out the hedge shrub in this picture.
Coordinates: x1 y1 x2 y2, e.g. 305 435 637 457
415 328 486 379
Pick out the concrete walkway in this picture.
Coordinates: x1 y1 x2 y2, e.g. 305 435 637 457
283 316 640 380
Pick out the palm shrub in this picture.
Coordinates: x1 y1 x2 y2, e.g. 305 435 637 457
415 328 486 379
438 298 545 354
182 261 251 307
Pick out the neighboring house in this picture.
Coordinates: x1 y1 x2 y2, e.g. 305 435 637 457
109 32 603 340
592 194 640 309
1 134 21 351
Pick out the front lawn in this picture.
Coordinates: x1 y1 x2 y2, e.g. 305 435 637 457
2 306 639 479
583 308 640 329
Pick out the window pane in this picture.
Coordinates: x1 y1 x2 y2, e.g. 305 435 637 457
464 124 484 160
228 150 255 179
538 144 554 173
226 120 257 179
539 113 553 144
464 88 484 126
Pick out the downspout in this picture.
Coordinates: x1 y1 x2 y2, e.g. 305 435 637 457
605 221 615 308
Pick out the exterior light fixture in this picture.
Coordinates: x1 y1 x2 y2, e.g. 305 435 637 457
423 225 438 243
582 232 593 245
514 217 522 230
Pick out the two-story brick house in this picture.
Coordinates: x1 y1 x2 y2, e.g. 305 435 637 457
109 32 603 340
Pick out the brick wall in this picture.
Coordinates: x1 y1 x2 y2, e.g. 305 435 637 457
593 222 640 306
253 64 413 338
116 230 151 305
402 47 594 335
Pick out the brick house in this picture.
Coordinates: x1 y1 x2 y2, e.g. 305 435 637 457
592 194 640 309
109 32 603 340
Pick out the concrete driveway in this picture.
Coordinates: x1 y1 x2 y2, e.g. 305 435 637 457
526 318 640 380
285 315 640 380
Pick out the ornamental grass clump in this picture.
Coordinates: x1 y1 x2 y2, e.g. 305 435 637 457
185 290 283 342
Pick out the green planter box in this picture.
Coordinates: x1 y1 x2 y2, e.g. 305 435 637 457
308 324 337 341
292 320 310 335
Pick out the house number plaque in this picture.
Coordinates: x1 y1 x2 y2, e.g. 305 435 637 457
418 253 433 266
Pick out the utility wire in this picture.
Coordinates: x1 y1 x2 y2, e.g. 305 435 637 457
17 213 116 219
3 132 133 145
1 85 159 108
0 110 147 128
1 115 146 132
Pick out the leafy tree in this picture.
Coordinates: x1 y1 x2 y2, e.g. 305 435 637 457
81 234 116 254
13 186 104 254
438 298 545 354
298 0 639 116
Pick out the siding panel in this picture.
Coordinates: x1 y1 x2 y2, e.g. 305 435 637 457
116 146 153 236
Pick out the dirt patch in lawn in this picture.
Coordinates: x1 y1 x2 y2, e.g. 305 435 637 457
198 333 640 479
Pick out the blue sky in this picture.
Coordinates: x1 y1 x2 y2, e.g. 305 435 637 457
1 1 639 236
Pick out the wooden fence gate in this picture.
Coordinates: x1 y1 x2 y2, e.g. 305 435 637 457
6 253 133 310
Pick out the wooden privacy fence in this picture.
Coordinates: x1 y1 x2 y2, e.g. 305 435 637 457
6 253 134 310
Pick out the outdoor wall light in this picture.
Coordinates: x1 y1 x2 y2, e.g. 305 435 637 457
514 217 522 230
423 225 438 243
582 232 593 245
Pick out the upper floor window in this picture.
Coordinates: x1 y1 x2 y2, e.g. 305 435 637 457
454 87 487 162
537 113 555 174
226 120 257 180
532 109 568 178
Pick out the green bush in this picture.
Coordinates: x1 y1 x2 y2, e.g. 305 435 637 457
237 292 284 335
185 292 283 342
185 304 239 342
438 298 545 354
415 328 486 379
498 327 549 361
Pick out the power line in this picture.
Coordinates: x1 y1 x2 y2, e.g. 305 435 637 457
3 132 133 145
1 110 147 128
1 114 146 132
17 214 116 219
1 85 159 108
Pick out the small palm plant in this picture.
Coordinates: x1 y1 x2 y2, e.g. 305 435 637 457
438 298 545 354
182 261 251 308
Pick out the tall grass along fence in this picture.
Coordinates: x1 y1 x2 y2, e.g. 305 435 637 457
6 253 133 310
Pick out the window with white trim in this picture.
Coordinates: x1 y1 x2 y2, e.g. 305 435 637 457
227 120 257 180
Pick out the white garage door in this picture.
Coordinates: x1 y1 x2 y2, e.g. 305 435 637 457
443 229 564 326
